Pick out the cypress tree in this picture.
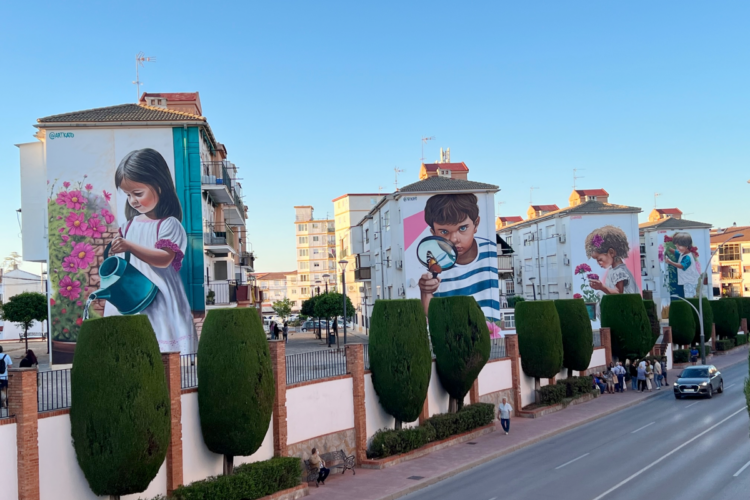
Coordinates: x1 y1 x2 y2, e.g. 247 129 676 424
428 296 491 412
70 316 170 500
553 299 593 376
600 294 654 360
669 300 696 346
515 301 564 397
643 299 661 344
369 299 431 428
687 297 713 345
710 299 740 339
198 308 274 475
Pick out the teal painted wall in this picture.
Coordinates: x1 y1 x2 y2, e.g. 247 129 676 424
173 127 205 312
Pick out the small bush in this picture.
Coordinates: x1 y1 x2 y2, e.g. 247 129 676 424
716 339 736 351
736 334 748 346
687 297 713 344
538 384 567 405
427 403 495 440
669 301 695 346
711 299 740 339
172 457 300 500
554 299 593 373
367 426 435 459
673 349 689 363
559 376 593 397
600 294 654 360
508 296 526 308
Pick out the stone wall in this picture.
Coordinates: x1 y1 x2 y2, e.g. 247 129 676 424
286 428 356 462
479 388 513 409
86 230 118 316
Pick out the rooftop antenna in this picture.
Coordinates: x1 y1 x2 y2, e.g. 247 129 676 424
573 168 585 189
378 185 384 195
133 52 156 102
421 136 435 163
497 200 505 215
654 192 662 208
530 186 539 204
394 167 405 191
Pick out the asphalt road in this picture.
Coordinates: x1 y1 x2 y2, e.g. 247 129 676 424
402 359 750 500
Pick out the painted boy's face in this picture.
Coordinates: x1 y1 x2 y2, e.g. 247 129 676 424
120 178 159 215
430 216 480 257
675 244 688 254
592 248 616 269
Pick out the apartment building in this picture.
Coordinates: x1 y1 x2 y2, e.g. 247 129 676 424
294 206 337 304
710 225 750 298
254 271 296 313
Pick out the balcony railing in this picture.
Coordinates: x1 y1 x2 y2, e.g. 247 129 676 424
202 161 235 190
355 267 372 280
206 279 237 305
204 223 237 251
498 255 513 272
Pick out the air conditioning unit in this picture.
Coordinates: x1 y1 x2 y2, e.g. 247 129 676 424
564 282 572 291
395 260 403 269
516 277 522 284
558 234 566 243
374 232 379 240
563 257 570 266
359 287 365 293
398 286 405 297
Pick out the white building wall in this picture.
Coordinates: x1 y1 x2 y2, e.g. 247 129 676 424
18 141 48 262
0 423 18 499
287 377 354 445
477 358 513 396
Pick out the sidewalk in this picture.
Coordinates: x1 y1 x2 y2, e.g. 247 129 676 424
308 345 749 500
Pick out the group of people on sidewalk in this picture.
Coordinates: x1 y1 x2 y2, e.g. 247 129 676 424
593 357 667 394
268 320 289 343
0 347 39 409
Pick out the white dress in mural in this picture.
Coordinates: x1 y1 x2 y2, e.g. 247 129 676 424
104 216 198 354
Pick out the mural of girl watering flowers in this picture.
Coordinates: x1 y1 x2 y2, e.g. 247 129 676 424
104 148 198 355
584 225 640 295
662 232 700 298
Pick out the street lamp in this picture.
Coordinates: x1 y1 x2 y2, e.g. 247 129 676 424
529 277 537 301
672 232 744 365
314 279 323 341
339 259 349 345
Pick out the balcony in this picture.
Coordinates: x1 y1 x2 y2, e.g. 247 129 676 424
206 279 237 305
720 265 742 282
240 251 255 270
204 223 237 254
355 267 372 280
497 255 513 272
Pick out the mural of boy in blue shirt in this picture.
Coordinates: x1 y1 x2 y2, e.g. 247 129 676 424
418 193 500 326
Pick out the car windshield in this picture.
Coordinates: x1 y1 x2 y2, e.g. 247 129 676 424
681 368 708 378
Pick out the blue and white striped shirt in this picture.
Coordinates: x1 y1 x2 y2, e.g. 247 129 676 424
433 237 500 322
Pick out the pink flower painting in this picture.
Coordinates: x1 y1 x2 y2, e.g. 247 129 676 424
55 191 69 206
102 190 112 202
100 209 115 224
573 293 582 299
591 234 604 248
65 212 88 236
71 242 95 269
62 256 79 273
85 216 106 238
63 181 70 189
60 235 70 246
58 276 82 300
65 190 85 210
85 184 93 191
574 263 592 275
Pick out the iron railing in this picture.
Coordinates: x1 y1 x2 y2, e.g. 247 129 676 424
204 222 237 250
181 353 198 389
0 405 9 419
593 331 602 347
207 279 237 305
364 347 370 371
38 369 72 412
286 349 347 385
490 338 507 359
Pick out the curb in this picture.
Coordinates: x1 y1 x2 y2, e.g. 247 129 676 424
373 354 749 500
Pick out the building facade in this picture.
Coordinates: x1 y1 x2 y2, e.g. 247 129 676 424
294 206 337 304
710 226 750 298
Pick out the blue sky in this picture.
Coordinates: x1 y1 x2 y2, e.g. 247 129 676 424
1 1 749 273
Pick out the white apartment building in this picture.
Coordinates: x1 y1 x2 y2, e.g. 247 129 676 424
710 225 750 298
294 206 337 304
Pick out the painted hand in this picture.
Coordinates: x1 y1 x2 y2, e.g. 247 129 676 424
418 272 441 295
110 236 130 254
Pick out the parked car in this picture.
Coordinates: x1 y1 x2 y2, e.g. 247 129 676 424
674 365 723 399
301 320 325 332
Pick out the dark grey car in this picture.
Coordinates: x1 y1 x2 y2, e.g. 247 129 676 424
674 365 723 399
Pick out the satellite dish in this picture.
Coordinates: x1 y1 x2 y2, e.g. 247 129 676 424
416 236 458 278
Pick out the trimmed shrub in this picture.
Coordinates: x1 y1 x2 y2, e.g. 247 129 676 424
516 301 564 383
687 297 713 344
736 334 748 346
669 301 695 346
738 298 750 321
427 403 495 440
559 376 594 397
716 339 736 351
643 299 661 344
508 296 526 308
428 296 491 411
198 308 274 473
70 316 170 497
554 299 593 374
172 457 301 500
367 426 435 459
673 349 689 363
711 299 740 339
600 294 654 360
538 384 567 406
369 299 432 425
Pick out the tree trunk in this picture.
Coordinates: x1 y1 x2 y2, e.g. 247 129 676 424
110 495 120 500
448 397 458 414
394 419 402 430
224 454 234 475
24 327 28 352
534 377 541 404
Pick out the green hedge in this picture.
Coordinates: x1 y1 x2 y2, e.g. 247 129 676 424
738 298 750 320
538 384 567 406
716 339 736 351
516 301 564 379
600 294 654 360
687 297 713 344
673 349 689 363
711 299 740 339
198 309 274 461
367 403 494 459
669 301 695 346
558 376 594 397
369 299 432 424
644 299 661 344
737 334 748 346
428 296 490 410
554 299 593 373
172 457 301 500
508 296 526 308
70 316 170 497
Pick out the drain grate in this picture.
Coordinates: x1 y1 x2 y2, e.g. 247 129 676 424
467 442 478 445
407 476 424 480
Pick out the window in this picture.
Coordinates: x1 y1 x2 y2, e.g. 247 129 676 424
157 99 162 104
640 244 646 254
298 224 307 231
719 244 741 262
299 236 308 244
150 99 155 105
292 289 297 295
299 262 309 270
388 286 392 299
299 274 308 282
365 229 370 243
502 313 515 329
312 223 319 229
299 249 308 257
505 279 515 295
386 249 392 267
313 236 319 242
384 211 390 231
301 287 308 295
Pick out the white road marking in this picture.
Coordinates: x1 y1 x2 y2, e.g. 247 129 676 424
555 453 590 470
733 460 750 477
685 401 700 408
590 406 747 500
631 422 655 434
726 384 736 389
488 497 497 500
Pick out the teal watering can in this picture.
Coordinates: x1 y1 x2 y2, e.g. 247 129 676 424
88 243 159 315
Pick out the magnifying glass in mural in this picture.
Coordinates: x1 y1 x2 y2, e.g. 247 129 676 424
416 236 458 278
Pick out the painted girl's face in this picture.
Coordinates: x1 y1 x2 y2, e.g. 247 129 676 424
592 248 616 269
120 178 159 214
431 215 479 257
675 244 689 254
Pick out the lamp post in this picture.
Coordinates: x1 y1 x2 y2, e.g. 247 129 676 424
529 277 537 301
322 274 331 345
339 259 349 345
672 232 743 365
314 279 322 341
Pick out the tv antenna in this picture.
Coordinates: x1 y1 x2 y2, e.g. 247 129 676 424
394 167 405 191
530 186 539 204
133 52 156 102
421 136 435 163
378 185 384 195
496 200 505 215
654 192 662 208
573 168 585 189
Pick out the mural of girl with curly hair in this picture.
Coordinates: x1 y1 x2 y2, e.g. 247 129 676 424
585 225 640 295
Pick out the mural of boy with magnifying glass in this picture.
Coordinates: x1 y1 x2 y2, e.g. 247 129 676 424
418 194 500 327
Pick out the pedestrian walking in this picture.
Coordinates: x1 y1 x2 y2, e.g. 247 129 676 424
653 357 662 390
690 347 699 365
497 397 513 435
605 364 615 394
661 357 668 385
615 362 625 392
0 346 12 409
308 448 330 485
630 359 639 390
637 362 647 392
269 320 276 340
282 321 289 344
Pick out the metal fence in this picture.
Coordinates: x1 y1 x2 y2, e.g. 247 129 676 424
38 369 72 412
0 406 9 419
286 349 347 385
206 280 237 305
593 331 602 347
181 353 198 389
490 338 507 359
363 347 370 371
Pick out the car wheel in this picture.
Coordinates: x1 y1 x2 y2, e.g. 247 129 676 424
706 386 713 399
674 393 682 400
718 380 724 393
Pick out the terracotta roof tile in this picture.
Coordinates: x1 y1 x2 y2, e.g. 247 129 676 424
422 162 469 172
400 176 498 193
37 103 205 123
574 189 609 197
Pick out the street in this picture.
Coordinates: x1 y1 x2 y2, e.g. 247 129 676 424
402 360 750 500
